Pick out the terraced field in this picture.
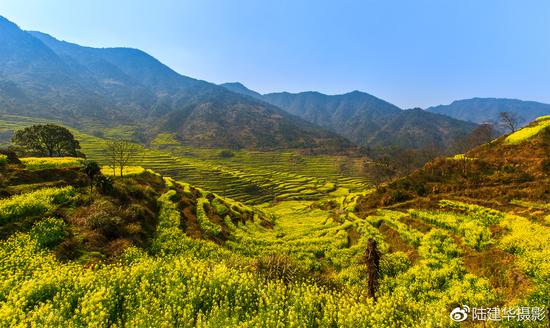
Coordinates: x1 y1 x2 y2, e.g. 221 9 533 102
2 114 549 326
0 115 369 204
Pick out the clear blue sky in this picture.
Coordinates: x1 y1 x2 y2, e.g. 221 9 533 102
1 0 549 108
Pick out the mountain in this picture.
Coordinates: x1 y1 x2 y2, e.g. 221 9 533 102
426 98 550 125
262 90 401 132
0 16 353 152
365 108 477 150
222 83 477 151
220 82 263 100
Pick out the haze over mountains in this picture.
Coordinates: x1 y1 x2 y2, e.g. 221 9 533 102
0 16 352 151
426 98 550 124
1 14 549 153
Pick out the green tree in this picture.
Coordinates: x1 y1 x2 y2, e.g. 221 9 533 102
83 161 101 198
12 124 81 157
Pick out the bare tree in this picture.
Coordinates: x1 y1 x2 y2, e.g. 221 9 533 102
499 112 523 133
104 139 140 177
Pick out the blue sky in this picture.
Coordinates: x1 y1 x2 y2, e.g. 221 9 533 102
1 0 549 108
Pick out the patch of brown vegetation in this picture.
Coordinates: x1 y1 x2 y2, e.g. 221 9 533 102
347 226 360 247
182 205 201 239
378 223 419 263
56 172 165 261
399 215 432 233
462 248 532 303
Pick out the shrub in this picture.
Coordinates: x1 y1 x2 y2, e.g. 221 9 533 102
95 175 114 194
87 213 123 239
380 252 411 277
211 198 229 216
541 159 550 175
29 217 67 248
0 149 21 164
439 200 504 225
381 189 413 206
219 150 235 158
223 215 236 230
0 154 7 166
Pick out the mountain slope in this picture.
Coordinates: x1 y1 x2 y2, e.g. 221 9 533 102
262 90 401 131
366 108 477 150
0 16 353 151
358 115 550 209
427 98 550 124
0 17 111 120
222 83 477 150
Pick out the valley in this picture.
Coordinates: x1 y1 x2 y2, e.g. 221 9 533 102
0 114 369 205
0 11 549 328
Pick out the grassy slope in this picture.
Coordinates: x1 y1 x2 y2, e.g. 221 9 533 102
0 115 368 205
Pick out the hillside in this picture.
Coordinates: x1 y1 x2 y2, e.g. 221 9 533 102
357 116 550 209
427 97 550 124
1 126 549 326
222 83 478 151
1 115 549 326
0 159 272 259
353 117 550 322
0 16 352 152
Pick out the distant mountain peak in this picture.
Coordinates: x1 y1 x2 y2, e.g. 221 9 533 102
0 15 17 26
220 82 263 99
427 98 550 124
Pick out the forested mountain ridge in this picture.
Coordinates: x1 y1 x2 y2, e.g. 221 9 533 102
222 82 478 151
0 16 354 152
426 97 550 124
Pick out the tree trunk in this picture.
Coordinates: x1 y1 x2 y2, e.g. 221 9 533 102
364 238 381 302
